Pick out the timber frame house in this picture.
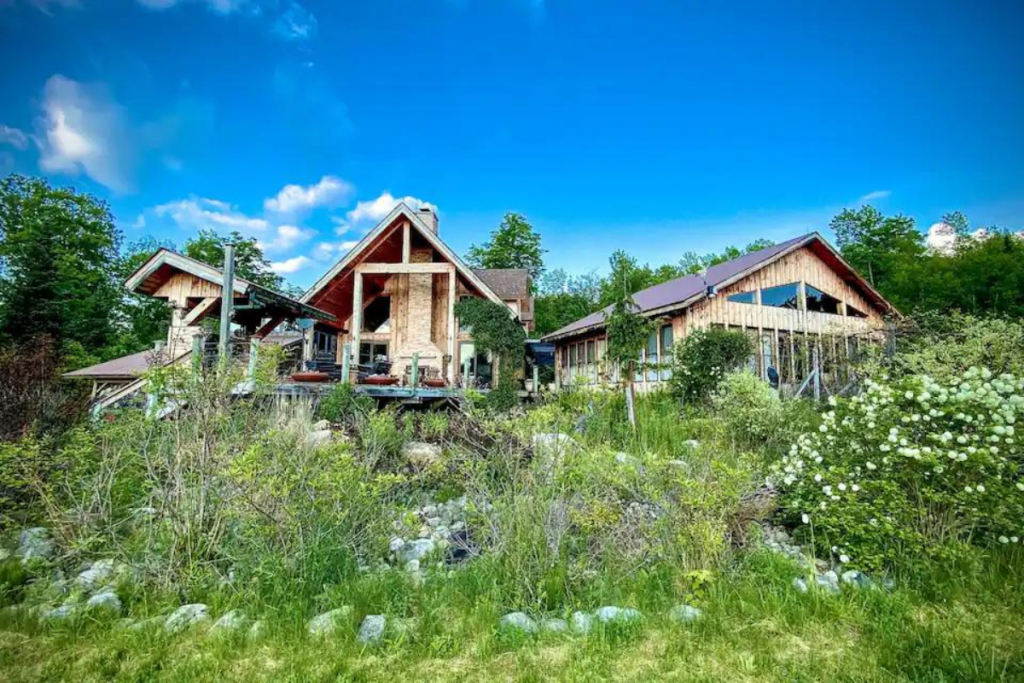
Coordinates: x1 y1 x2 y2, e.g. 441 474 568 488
542 233 898 392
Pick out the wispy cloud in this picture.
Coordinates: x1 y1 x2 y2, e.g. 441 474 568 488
270 255 311 274
312 240 359 261
256 224 315 253
334 191 436 234
153 196 270 232
135 0 318 42
2 0 81 15
0 124 29 150
264 175 354 218
273 1 317 40
858 189 892 204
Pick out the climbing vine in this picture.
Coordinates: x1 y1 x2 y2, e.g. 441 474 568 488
454 297 526 410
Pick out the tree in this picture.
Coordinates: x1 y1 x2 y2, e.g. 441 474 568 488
830 206 924 295
0 175 123 363
109 237 174 356
184 229 284 292
454 297 526 410
602 250 658 428
534 268 601 336
466 212 546 279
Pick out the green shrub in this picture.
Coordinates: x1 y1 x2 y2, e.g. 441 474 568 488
316 382 373 424
774 367 1024 571
711 371 816 456
669 329 753 404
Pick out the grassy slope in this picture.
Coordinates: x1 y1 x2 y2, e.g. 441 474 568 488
2 551 1022 683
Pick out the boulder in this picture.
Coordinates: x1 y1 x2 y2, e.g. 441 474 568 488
357 614 387 644
85 591 122 614
594 606 642 624
44 603 78 620
165 604 210 634
308 429 333 448
389 537 406 553
308 606 352 636
396 538 436 564
499 611 537 634
211 609 247 632
569 611 594 634
792 577 809 593
814 574 840 595
312 419 331 431
402 442 442 469
17 527 55 561
532 433 577 460
668 604 702 623
841 570 874 589
76 559 117 591
540 618 568 633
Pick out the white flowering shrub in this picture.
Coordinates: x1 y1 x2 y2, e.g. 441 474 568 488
774 367 1024 570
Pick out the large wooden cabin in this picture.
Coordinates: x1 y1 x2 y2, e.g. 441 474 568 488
541 233 898 392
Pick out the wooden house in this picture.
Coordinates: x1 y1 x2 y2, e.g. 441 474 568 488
541 233 897 391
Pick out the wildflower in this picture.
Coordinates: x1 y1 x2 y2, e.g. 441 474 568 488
965 486 974 493
999 536 1009 544
1013 537 1020 543
976 484 986 493
839 554 850 563
802 513 810 524
851 484 860 492
814 474 822 482
866 462 876 470
838 483 847 491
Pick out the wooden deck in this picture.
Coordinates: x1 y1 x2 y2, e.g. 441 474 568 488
275 381 470 405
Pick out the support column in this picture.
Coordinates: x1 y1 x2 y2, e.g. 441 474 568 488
446 266 456 385
402 221 411 264
351 272 363 372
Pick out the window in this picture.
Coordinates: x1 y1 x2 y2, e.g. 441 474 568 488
805 284 842 315
362 296 392 332
760 282 800 309
313 330 337 358
646 331 659 381
359 341 388 366
727 290 756 304
660 324 674 380
847 304 869 319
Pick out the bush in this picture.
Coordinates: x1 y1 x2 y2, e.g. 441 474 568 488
316 382 373 424
669 329 753 404
711 371 787 451
774 367 1024 571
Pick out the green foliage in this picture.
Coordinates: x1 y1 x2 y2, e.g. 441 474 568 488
184 229 285 292
0 174 123 357
533 269 601 336
465 212 546 280
710 371 812 454
455 297 526 410
669 329 754 404
602 250 658 386
830 205 924 295
316 382 373 424
775 369 1024 571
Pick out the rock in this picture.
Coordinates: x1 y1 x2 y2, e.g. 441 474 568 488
402 442 442 469
44 603 78 620
312 419 331 431
792 577 809 593
426 516 443 528
882 578 895 591
841 570 873 589
76 559 117 591
248 620 266 640
594 606 642 624
532 433 577 461
357 614 387 644
668 604 702 623
682 439 700 450
404 559 420 573
165 604 211 634
397 538 436 564
211 609 247 632
308 607 352 636
308 429 333 448
613 452 644 473
85 591 122 614
820 570 839 585
814 575 840 595
541 618 569 633
17 527 55 561
499 611 537 633
389 537 406 553
570 611 594 634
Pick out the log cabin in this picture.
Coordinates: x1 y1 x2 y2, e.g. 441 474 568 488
541 233 898 392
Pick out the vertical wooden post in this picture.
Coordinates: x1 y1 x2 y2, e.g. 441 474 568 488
247 338 260 382
352 271 363 372
532 364 540 395
191 333 203 378
402 221 411 264
812 346 821 401
446 266 456 385
341 342 351 384
219 243 235 365
410 352 419 391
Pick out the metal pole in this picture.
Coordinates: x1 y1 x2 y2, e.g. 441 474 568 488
219 242 235 364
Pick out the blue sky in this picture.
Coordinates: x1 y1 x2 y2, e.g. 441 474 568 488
1 0 1022 288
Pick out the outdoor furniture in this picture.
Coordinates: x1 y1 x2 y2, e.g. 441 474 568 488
305 352 343 381
291 371 330 383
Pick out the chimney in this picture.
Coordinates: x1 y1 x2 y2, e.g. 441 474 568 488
416 207 439 234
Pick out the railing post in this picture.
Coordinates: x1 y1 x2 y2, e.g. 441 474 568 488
410 352 419 392
462 357 471 389
532 364 540 395
219 243 235 367
191 334 202 378
247 337 260 382
341 342 351 384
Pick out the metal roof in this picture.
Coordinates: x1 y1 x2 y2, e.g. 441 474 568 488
63 350 161 379
472 268 531 299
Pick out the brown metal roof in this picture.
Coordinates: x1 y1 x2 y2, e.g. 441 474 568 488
541 233 895 342
472 268 530 300
63 350 161 379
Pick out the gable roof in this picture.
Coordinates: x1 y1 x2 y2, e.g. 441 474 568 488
541 232 896 342
301 203 506 307
125 248 335 322
473 268 531 299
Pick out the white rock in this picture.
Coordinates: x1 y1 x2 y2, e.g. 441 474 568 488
541 618 568 633
358 614 387 644
211 609 247 631
499 611 537 633
594 606 642 623
85 591 122 614
668 604 702 623
165 604 210 634
76 559 117 591
312 419 331 431
17 527 55 561
404 559 420 573
308 607 352 636
308 429 333 448
389 537 406 553
532 433 577 460
402 442 442 469
397 538 436 564
792 577 809 593
44 603 78 620
248 620 266 639
426 516 443 528
569 611 594 634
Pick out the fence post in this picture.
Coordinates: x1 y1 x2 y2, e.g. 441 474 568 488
812 346 821 401
247 337 260 381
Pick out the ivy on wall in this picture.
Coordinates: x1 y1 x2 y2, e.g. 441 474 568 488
454 297 526 410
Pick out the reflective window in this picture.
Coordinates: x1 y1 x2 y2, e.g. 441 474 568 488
646 331 659 381
659 325 674 380
805 284 842 315
727 290 756 304
847 304 869 319
760 282 800 309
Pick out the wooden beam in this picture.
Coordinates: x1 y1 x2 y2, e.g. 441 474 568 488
253 316 283 339
402 221 411 264
351 271 363 368
356 262 455 275
182 297 219 326
447 268 456 384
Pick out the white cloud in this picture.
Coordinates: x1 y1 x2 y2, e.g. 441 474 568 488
153 196 269 232
34 75 134 192
312 240 359 261
270 255 311 274
274 1 317 40
858 190 892 204
335 191 436 234
0 124 29 150
136 0 250 14
131 215 147 229
256 224 315 253
264 175 354 217
136 0 318 41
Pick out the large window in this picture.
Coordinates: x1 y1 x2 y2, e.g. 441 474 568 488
805 284 842 315
313 330 337 358
359 341 388 366
646 331 659 381
847 304 869 319
362 296 392 332
727 290 756 304
760 282 800 309
660 324 674 380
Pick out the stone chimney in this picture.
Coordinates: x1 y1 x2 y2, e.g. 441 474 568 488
416 207 439 234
